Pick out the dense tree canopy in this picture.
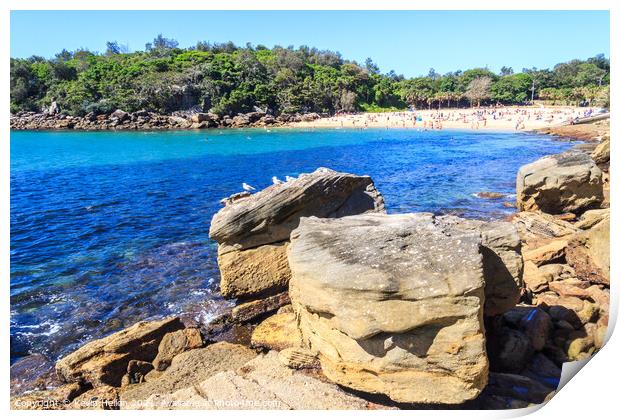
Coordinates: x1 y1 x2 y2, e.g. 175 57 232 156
9 35 610 116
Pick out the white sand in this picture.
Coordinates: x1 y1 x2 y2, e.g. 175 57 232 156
288 106 598 132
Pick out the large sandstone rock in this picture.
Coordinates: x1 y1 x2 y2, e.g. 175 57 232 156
439 216 523 315
217 242 291 299
120 342 256 406
516 151 603 214
288 213 489 404
138 352 382 410
210 167 385 253
55 317 184 387
250 312 302 351
210 168 385 300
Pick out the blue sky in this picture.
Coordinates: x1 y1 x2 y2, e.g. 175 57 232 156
10 10 609 77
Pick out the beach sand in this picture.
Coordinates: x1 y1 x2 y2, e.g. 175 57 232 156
288 106 600 132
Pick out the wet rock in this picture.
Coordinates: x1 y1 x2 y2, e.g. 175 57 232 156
231 292 291 323
288 213 488 404
56 317 184 387
10 353 62 396
120 342 256 405
475 191 505 199
218 242 291 299
250 313 302 351
565 217 609 285
516 151 603 214
152 328 203 371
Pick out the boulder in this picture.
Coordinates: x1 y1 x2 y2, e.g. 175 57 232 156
10 382 87 410
109 109 129 122
210 168 385 252
449 218 523 315
55 317 184 387
502 306 552 351
10 354 62 396
152 328 203 371
565 217 609 285
250 312 302 351
481 372 554 405
487 327 533 372
288 213 489 404
210 168 385 300
516 151 603 214
120 342 256 406
218 242 291 299
523 261 552 293
121 360 153 386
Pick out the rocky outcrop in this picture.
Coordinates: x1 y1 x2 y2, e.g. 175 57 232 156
55 317 184 387
120 342 256 406
210 168 385 299
288 213 489 404
136 351 382 410
516 151 603 214
10 110 320 131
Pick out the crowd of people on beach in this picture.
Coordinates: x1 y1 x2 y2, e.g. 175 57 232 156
323 105 603 131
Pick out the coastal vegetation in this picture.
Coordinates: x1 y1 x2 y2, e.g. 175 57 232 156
10 35 610 116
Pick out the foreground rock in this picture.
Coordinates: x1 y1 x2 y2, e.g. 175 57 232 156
288 213 489 404
210 168 385 299
137 352 382 410
55 317 184 387
516 151 603 214
120 342 256 406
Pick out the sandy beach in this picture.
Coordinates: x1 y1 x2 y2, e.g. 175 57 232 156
288 106 603 132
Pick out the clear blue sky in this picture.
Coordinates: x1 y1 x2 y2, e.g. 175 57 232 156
10 10 609 77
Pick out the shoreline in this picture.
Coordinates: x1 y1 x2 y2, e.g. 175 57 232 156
10 106 604 136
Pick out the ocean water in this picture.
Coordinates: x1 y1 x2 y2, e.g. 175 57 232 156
10 128 573 362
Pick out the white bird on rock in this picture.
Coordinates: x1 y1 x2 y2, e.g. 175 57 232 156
272 176 284 185
242 183 256 192
285 175 296 182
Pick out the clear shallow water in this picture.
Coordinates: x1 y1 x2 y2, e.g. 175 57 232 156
10 128 573 362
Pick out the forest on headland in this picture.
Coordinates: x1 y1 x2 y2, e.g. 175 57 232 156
10 35 611 117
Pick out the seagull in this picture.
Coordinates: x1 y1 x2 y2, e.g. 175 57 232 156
242 183 256 192
285 175 296 182
272 176 284 185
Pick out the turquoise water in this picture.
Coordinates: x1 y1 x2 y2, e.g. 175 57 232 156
10 128 573 362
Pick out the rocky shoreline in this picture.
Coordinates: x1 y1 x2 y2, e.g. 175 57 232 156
10 106 321 131
10 120 610 410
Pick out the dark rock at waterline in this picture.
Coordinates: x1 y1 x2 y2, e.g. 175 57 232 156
475 191 506 199
10 353 63 396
